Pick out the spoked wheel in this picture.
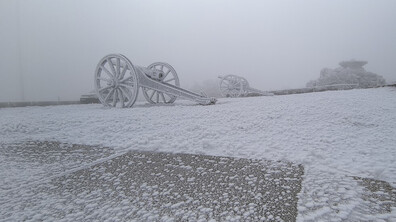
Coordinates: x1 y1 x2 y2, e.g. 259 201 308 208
219 75 244 97
142 62 180 104
94 54 139 108
240 77 249 89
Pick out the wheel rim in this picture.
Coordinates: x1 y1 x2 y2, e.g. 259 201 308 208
239 77 250 95
94 54 139 108
219 75 243 97
142 62 180 104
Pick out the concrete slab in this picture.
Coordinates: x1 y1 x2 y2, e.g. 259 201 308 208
0 141 304 221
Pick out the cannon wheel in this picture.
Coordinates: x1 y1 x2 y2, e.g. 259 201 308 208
94 54 139 108
240 76 249 88
219 75 244 97
142 62 180 104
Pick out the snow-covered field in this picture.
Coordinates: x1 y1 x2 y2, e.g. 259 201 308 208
1 87 395 221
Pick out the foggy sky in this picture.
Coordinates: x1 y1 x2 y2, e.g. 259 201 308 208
1 0 396 102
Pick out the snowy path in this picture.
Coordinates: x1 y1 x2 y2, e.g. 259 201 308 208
1 87 396 221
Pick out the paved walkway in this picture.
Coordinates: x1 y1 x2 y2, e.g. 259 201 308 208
1 141 304 221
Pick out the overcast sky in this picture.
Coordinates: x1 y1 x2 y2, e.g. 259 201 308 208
1 0 395 102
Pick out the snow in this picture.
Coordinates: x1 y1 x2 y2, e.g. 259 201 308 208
1 87 396 221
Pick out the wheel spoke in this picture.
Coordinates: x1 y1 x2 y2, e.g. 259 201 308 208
116 58 121 78
221 82 230 88
98 77 111 82
119 83 135 89
119 63 128 80
118 89 124 108
107 58 117 78
112 89 117 106
120 76 135 83
104 88 115 102
162 69 171 80
165 78 175 83
119 86 132 102
99 85 112 92
160 92 166 103
149 90 155 100
100 65 114 79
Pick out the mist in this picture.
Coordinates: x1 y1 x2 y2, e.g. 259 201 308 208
1 0 396 102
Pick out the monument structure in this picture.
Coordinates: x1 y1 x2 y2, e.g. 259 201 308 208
307 60 386 88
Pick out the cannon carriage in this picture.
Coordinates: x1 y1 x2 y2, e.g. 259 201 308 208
218 74 273 98
94 54 216 108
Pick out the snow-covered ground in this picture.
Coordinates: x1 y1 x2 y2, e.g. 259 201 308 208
1 87 395 221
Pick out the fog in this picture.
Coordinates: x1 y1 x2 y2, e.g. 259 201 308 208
1 0 395 102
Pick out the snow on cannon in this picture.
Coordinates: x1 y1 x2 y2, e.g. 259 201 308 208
218 74 274 98
94 54 216 108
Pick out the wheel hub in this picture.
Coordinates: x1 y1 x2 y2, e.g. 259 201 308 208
111 78 120 88
149 70 165 81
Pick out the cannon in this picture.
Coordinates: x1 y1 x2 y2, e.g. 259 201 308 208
218 75 274 97
94 54 216 108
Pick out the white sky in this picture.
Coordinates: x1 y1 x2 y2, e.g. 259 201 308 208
1 0 396 101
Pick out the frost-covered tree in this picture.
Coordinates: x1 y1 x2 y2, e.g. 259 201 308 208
306 60 386 88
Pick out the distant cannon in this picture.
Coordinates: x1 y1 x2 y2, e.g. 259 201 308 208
218 75 273 98
95 54 216 108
